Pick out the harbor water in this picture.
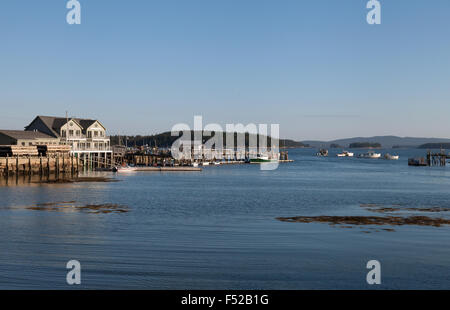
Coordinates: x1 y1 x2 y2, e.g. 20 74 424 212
0 148 449 289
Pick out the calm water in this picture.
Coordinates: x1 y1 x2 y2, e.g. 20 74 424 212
0 148 449 289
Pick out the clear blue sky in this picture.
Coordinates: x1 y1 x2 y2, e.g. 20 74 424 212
1 0 449 140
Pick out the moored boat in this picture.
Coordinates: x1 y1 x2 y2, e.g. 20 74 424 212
359 151 381 159
384 153 399 160
317 149 329 157
250 154 278 163
114 164 137 172
337 151 354 157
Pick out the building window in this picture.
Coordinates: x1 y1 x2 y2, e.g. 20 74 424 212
76 130 81 136
69 130 74 136
88 131 92 138
94 131 98 137
62 130 66 137
22 142 25 146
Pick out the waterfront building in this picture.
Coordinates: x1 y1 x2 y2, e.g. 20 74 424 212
0 130 59 146
25 115 112 167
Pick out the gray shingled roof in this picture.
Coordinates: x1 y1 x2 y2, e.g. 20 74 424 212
33 116 101 135
0 130 57 140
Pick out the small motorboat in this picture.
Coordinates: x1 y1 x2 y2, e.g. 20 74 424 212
192 162 199 168
250 154 278 163
359 151 382 159
113 164 137 172
317 149 329 157
384 153 399 160
337 151 354 157
214 162 221 166
408 158 427 166
202 162 210 166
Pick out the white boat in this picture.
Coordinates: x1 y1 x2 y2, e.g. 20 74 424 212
192 162 199 168
114 165 137 172
384 154 399 160
337 151 354 157
202 162 210 166
359 151 382 159
214 162 221 166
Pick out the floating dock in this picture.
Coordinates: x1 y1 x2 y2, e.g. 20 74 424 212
133 167 202 172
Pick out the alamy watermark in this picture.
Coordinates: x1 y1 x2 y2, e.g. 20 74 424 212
65 2 379 26
66 260 81 285
366 260 381 285
66 0 81 25
366 0 381 25
170 116 280 170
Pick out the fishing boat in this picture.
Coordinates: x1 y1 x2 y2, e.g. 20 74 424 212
250 154 278 163
359 151 381 159
408 158 427 166
384 153 399 160
317 149 329 157
337 151 354 157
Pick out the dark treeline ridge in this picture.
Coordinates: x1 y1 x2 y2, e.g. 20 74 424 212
418 143 450 149
110 131 309 148
349 142 382 148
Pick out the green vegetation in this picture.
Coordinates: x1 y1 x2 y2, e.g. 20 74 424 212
330 143 342 148
349 142 381 149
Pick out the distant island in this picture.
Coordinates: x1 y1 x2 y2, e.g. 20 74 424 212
111 133 450 150
418 143 450 149
302 136 450 149
349 142 381 149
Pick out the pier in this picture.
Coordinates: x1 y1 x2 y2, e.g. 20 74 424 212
408 150 449 167
1 143 294 178
120 147 291 167
0 145 81 177
426 150 449 166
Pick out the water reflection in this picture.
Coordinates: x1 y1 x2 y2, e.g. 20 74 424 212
0 173 118 187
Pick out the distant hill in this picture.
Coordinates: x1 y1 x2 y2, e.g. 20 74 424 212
302 136 450 149
111 131 309 148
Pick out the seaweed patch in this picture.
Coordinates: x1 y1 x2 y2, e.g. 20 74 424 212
25 201 129 214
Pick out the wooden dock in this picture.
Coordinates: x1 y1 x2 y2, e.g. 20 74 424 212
409 150 449 167
426 151 449 166
0 154 80 176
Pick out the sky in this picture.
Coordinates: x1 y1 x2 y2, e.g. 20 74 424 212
1 0 449 141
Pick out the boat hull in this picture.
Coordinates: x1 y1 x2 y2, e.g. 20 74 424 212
250 159 278 163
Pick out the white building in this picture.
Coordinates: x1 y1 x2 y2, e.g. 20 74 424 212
25 115 112 166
